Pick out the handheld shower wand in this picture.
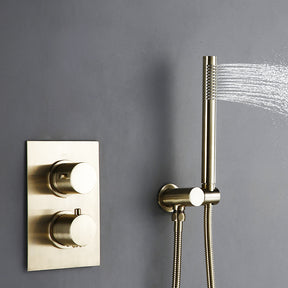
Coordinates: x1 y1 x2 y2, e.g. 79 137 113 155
202 56 217 193
158 56 220 288
202 56 217 288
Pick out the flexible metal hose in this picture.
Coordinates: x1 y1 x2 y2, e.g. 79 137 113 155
172 208 185 288
170 203 216 288
204 203 215 288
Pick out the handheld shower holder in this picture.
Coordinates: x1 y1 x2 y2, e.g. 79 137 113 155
158 184 220 213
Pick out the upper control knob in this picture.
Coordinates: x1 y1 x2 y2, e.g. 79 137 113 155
49 161 97 197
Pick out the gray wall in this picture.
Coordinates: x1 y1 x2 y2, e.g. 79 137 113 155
1 0 288 287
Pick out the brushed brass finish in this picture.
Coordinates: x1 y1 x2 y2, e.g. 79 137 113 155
160 185 204 209
158 184 220 211
204 188 220 205
49 161 97 197
27 141 100 271
49 209 96 248
157 56 219 288
158 184 178 212
204 203 215 288
172 206 185 288
202 56 217 288
48 211 74 249
202 56 217 192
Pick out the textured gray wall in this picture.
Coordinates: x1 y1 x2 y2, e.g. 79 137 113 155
1 0 288 287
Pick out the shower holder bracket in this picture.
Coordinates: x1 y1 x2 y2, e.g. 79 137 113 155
158 183 220 212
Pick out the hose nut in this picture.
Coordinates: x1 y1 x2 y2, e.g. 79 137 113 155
171 210 185 222
178 212 185 222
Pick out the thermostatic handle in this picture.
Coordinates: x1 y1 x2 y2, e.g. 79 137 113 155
49 161 97 196
49 209 96 248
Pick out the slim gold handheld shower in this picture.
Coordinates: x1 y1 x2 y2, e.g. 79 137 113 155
202 56 217 288
202 56 217 192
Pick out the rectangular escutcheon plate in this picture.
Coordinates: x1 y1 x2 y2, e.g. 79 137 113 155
27 141 100 271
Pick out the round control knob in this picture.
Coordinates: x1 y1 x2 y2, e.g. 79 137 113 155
49 209 96 248
49 161 97 196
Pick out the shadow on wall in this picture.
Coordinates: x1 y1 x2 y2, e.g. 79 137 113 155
142 58 176 287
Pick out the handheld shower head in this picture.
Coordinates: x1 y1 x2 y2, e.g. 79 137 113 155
158 56 220 211
202 56 217 192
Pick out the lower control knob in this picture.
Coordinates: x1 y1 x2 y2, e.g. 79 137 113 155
49 209 96 248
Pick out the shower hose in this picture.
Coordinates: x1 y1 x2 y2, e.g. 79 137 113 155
172 203 215 288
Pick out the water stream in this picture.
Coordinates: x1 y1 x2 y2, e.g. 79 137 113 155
216 64 288 117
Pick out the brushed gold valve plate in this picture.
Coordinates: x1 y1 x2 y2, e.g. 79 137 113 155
27 141 100 271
